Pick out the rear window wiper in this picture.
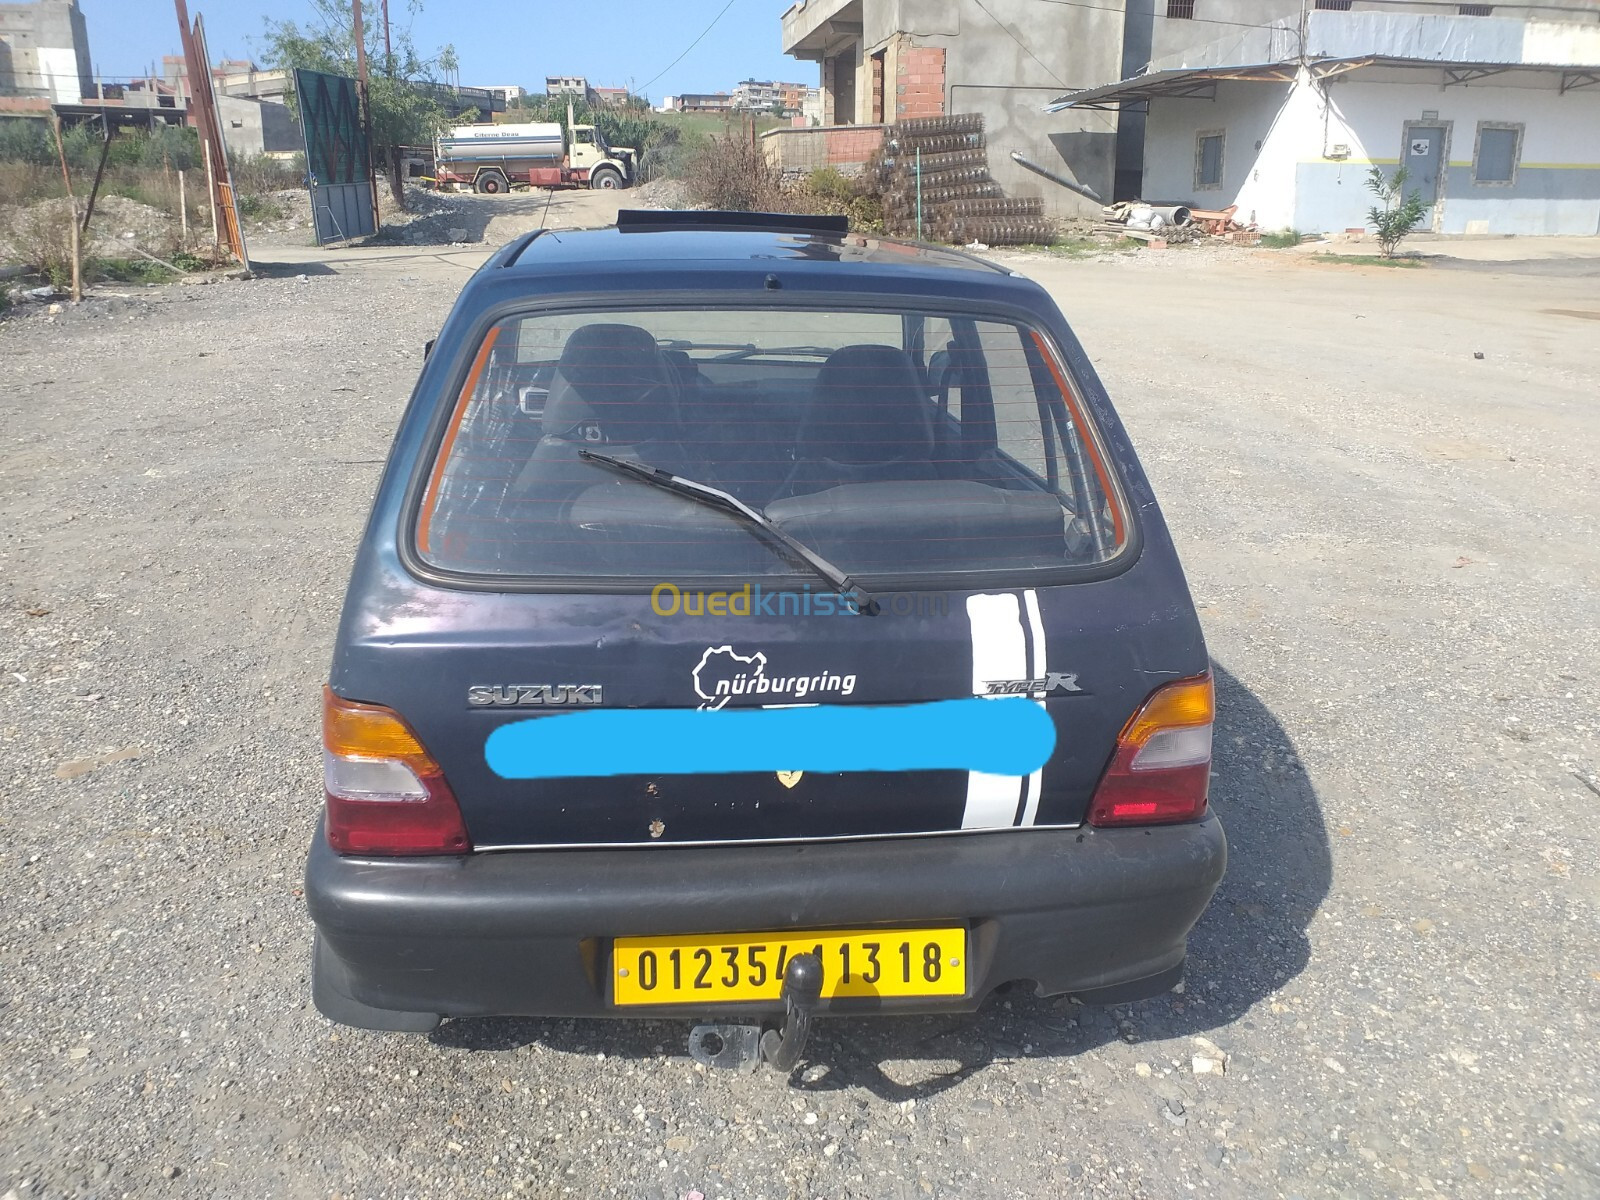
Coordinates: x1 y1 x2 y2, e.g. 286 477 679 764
578 450 879 616
707 345 836 363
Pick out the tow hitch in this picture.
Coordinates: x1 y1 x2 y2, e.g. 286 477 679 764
687 952 823 1072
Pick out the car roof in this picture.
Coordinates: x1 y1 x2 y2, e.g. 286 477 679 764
506 225 1007 274
462 214 1041 309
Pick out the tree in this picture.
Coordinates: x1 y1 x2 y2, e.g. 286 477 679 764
1364 166 1427 259
260 0 454 210
437 43 459 92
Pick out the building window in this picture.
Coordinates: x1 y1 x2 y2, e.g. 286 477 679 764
1473 122 1521 185
1314 0 1353 9
1458 3 1493 13
1166 0 1195 17
1195 131 1224 190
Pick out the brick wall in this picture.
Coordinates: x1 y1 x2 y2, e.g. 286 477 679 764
896 45 945 121
825 126 885 168
761 125 885 174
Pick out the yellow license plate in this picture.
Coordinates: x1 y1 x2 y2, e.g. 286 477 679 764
612 927 967 1006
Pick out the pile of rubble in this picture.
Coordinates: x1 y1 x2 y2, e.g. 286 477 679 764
1096 201 1260 248
873 114 1055 246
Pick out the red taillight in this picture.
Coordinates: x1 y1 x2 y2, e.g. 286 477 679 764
1089 674 1214 828
322 686 471 856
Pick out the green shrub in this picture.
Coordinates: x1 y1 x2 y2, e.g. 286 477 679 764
236 192 285 220
10 198 83 285
1365 167 1427 258
682 135 784 212
0 118 53 165
796 167 884 233
1260 229 1302 249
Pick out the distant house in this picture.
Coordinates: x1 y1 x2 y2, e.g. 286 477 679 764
732 79 782 110
546 75 591 100
678 92 733 113
1052 8 1600 236
480 84 525 104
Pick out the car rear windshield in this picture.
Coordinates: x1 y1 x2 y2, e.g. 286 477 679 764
414 306 1129 583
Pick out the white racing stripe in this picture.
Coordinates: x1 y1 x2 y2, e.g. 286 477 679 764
963 593 1028 829
1019 588 1047 826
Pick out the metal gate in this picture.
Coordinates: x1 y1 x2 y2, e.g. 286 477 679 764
296 69 378 244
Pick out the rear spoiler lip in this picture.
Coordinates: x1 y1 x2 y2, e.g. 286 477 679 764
615 209 850 237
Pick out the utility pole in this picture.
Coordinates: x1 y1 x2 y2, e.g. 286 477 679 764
382 0 393 74
352 0 369 88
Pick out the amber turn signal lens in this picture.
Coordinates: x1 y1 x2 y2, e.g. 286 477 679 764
1118 674 1214 748
323 686 429 762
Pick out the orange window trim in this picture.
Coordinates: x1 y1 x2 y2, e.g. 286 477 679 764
1028 330 1126 546
416 325 501 555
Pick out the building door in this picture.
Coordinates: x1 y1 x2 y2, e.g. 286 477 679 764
831 50 857 125
870 50 885 124
1404 125 1445 221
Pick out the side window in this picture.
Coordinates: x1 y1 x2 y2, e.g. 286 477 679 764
980 324 1050 480
922 316 963 421
1474 123 1521 185
1195 131 1224 190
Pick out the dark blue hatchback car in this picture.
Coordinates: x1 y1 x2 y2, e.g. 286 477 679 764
308 211 1225 1065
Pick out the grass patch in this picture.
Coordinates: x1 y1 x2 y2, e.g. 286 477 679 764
1005 236 1108 257
237 192 286 221
1259 229 1302 249
86 249 211 284
1307 253 1424 268
87 257 175 284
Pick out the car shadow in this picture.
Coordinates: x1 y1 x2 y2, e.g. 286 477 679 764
429 661 1331 1100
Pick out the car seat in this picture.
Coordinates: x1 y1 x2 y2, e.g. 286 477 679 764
781 344 939 496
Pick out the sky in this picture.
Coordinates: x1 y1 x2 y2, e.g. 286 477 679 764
77 0 814 101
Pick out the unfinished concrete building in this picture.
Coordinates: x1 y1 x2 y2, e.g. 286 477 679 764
0 0 92 105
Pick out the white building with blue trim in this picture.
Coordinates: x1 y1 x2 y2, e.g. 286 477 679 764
1051 9 1600 236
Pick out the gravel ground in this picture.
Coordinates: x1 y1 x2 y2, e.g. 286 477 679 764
1 228 1597 1200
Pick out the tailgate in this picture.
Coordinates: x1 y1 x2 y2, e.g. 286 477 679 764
332 574 1202 848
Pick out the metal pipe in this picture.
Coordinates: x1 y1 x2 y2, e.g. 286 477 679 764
1008 150 1102 203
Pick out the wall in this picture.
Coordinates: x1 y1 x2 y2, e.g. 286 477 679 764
218 95 302 158
0 0 93 102
1143 79 1297 224
1144 66 1600 235
762 124 886 173
1149 0 1600 66
1298 72 1600 235
852 0 1128 217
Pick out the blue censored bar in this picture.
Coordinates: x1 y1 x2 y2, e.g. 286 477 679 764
486 697 1056 780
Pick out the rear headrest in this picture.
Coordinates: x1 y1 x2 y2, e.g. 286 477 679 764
801 344 935 465
542 323 679 443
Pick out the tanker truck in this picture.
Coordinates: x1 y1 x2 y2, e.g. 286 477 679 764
433 108 637 193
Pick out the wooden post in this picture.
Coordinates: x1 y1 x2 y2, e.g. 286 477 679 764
203 139 220 257
178 169 188 246
49 114 82 302
80 115 113 236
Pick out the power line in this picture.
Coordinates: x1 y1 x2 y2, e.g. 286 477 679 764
638 0 740 94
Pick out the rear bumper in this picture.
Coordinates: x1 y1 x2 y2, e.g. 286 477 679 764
306 816 1226 1028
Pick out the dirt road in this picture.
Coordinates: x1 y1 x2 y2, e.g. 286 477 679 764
1 220 1597 1199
